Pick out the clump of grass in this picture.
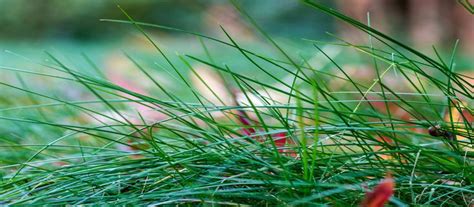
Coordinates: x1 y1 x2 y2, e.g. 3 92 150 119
0 1 472 206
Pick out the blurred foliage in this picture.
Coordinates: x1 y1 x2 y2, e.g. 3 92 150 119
0 0 334 40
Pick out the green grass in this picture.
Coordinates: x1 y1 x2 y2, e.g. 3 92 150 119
0 1 472 206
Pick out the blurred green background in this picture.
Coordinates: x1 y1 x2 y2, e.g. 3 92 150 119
0 0 472 102
1 0 472 63
0 0 338 74
0 0 335 40
0 0 472 122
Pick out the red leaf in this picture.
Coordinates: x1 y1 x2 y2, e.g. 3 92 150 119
361 174 395 207
236 110 257 136
273 132 287 147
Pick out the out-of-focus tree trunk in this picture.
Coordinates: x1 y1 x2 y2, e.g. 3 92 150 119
204 3 255 41
409 0 445 49
335 0 474 54
336 0 389 43
453 2 474 54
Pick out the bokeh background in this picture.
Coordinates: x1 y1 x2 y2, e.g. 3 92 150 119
0 0 472 111
1 0 472 97
1 0 472 48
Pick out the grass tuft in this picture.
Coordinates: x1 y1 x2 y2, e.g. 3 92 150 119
0 1 472 206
